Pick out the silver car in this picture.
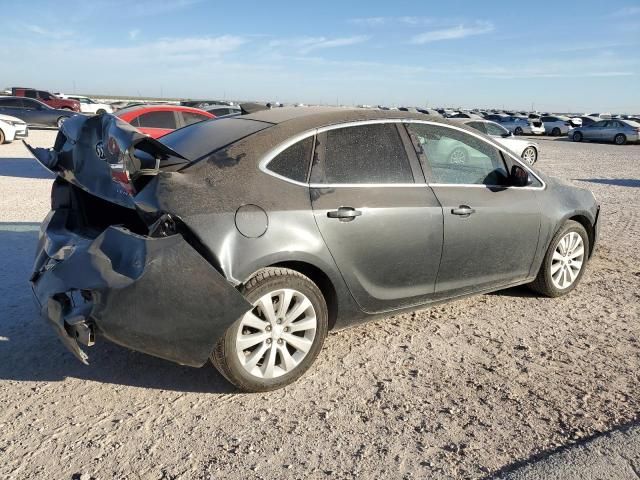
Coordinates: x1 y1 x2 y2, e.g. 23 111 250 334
569 119 640 145
485 114 545 135
460 119 540 164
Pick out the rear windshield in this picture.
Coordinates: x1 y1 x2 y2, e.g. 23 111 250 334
159 117 272 160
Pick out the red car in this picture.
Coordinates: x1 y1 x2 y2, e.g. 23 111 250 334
115 104 215 138
12 87 81 112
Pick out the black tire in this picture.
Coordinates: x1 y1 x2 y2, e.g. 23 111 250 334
552 127 561 137
521 146 537 165
96 109 106 115
211 267 328 392
614 134 626 145
0 129 5 144
572 131 583 142
529 220 590 298
514 127 523 136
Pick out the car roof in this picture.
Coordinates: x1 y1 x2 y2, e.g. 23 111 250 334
116 104 213 117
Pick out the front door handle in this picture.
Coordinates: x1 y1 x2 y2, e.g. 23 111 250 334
451 205 476 217
327 207 362 222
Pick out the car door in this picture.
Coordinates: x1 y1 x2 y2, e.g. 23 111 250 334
0 98 27 122
22 99 55 126
585 120 607 140
404 122 542 297
310 122 444 313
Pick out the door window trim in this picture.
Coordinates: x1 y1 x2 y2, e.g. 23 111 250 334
258 119 545 190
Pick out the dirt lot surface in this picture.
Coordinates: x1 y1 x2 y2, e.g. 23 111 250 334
1 130 639 480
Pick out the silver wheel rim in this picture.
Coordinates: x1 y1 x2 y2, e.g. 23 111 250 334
550 232 585 290
235 288 317 379
522 147 536 165
450 148 467 164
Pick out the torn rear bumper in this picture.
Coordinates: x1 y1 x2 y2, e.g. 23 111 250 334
31 208 251 367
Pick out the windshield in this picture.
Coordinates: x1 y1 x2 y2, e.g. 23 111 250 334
159 116 272 160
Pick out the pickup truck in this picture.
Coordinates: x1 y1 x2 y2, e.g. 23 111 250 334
11 87 80 112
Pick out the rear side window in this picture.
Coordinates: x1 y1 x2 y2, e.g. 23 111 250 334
466 122 487 134
267 136 314 183
135 111 177 129
24 89 37 98
182 111 209 126
311 124 413 184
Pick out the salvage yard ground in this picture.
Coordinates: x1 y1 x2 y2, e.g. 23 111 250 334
1 130 639 479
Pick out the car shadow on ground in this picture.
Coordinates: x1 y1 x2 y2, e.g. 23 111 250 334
0 157 54 179
485 418 640 479
575 178 640 188
487 285 539 298
0 222 238 394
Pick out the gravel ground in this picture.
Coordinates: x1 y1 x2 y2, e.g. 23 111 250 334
1 131 639 480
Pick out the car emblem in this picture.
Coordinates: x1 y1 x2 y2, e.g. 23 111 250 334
95 141 105 159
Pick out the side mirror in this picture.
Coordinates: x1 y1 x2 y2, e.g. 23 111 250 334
510 165 531 187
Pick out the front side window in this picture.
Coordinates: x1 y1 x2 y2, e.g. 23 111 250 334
406 123 508 186
136 111 177 129
24 90 37 98
267 136 314 183
310 123 413 184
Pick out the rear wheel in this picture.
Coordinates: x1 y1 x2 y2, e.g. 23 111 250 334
614 133 626 145
521 146 537 165
514 126 523 136
552 127 561 136
529 220 589 297
572 131 583 142
211 268 328 392
96 109 106 115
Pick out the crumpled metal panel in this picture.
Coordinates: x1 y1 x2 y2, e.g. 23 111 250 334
31 208 251 367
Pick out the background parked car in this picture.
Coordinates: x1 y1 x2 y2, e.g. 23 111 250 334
0 97 77 128
569 119 640 145
204 104 241 117
0 114 28 143
457 119 539 164
11 87 80 112
56 94 113 115
540 115 572 136
485 114 545 135
116 104 215 138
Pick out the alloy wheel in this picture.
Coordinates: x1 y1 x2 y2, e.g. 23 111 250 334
550 232 585 290
521 147 537 165
235 288 317 379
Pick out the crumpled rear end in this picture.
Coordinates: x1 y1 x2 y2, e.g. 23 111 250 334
28 114 251 367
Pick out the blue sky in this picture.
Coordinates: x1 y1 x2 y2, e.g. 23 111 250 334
2 0 639 112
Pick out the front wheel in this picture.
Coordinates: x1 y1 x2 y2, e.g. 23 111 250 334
514 127 523 136
529 220 589 297
572 132 583 142
614 134 626 145
211 268 328 392
521 146 537 165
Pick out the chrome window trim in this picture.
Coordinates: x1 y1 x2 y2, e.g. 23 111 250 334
258 118 546 190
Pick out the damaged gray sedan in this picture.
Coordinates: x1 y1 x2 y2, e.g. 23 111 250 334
29 108 600 392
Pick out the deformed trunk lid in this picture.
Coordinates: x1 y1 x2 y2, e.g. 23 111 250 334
25 114 187 209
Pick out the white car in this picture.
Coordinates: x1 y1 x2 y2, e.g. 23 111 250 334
0 113 28 144
540 115 572 136
456 119 540 165
55 94 113 115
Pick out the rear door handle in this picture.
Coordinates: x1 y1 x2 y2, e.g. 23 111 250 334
451 205 475 217
327 207 362 222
